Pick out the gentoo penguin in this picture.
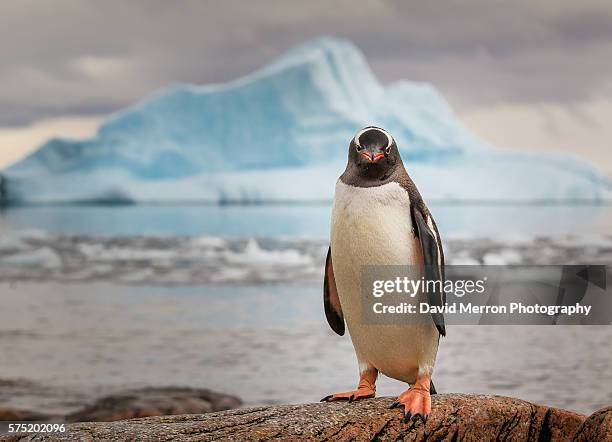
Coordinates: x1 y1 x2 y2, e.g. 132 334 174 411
321 126 445 422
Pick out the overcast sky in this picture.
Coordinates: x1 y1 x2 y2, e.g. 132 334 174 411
1 0 611 174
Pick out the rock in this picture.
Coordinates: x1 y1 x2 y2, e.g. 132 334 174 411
3 394 594 441
0 378 59 422
0 408 52 422
64 387 241 422
573 406 612 441
0 378 88 420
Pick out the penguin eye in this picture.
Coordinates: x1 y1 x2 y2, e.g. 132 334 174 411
355 144 364 152
385 144 392 154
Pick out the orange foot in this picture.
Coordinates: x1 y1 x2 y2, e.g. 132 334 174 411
390 374 432 423
321 371 377 403
320 386 375 402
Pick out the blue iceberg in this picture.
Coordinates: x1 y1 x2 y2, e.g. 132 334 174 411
3 37 610 203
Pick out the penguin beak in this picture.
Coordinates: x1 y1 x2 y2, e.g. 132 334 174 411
360 147 385 163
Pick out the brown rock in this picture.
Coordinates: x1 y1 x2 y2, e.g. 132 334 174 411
64 387 241 422
0 408 52 422
2 394 593 441
573 406 612 441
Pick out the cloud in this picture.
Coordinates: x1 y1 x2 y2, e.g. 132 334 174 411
1 0 611 126
460 97 612 176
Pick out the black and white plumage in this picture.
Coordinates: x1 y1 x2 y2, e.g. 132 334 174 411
322 126 445 417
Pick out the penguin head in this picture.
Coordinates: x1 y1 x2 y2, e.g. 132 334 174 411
347 126 400 179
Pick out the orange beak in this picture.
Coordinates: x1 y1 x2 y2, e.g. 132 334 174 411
360 151 385 163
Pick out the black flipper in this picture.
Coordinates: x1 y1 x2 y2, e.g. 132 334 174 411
324 247 345 336
413 207 446 337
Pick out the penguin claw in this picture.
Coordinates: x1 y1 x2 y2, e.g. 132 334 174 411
390 401 401 409
320 395 332 402
411 413 429 425
402 412 412 423
395 381 432 425
348 395 354 403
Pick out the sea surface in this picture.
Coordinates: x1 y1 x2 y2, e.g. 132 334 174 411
1 203 611 237
0 204 611 417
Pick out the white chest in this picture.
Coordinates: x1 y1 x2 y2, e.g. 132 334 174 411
328 180 437 381
329 180 424 316
330 180 420 269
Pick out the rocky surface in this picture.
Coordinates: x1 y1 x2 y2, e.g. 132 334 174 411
4 394 609 441
573 406 612 442
63 387 241 422
0 378 91 420
0 387 241 424
0 409 52 422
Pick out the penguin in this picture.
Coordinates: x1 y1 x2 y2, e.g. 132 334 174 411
321 126 446 422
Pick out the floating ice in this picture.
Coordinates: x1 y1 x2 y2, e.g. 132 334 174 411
482 249 524 265
0 232 611 284
2 37 610 203
1 247 62 269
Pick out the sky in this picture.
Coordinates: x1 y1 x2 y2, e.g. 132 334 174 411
1 0 611 174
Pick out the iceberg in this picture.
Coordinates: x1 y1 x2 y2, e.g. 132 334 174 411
2 37 610 203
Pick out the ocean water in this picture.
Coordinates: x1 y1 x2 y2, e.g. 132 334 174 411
0 204 611 417
1 203 611 237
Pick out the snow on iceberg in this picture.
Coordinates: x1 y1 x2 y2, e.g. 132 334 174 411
2 37 610 203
